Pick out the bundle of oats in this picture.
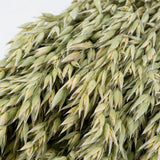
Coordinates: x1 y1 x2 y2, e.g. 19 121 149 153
0 0 160 159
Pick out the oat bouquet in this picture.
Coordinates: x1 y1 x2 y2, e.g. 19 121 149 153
1 0 160 159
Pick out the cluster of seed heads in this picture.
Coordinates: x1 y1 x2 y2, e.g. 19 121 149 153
1 0 160 159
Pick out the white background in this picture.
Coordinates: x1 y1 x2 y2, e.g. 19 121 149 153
0 0 73 60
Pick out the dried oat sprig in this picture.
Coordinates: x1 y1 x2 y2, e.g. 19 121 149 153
1 0 160 159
